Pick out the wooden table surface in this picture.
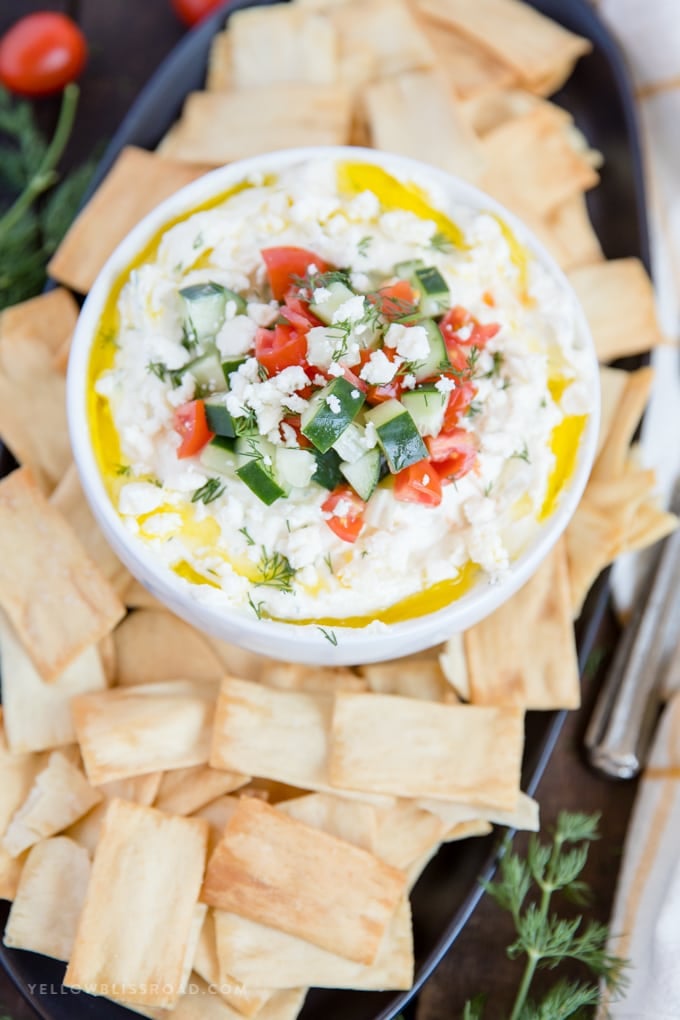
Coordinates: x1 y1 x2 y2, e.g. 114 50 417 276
0 2 640 1017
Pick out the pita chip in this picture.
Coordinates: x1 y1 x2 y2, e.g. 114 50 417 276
568 259 665 361
463 541 580 709
64 799 209 1007
201 797 406 964
155 765 250 816
213 896 413 991
330 692 524 808
72 680 218 785
158 86 352 165
3 837 90 960
365 70 486 183
0 468 125 681
48 147 210 293
113 608 224 685
358 659 457 703
0 610 107 753
228 4 338 87
50 464 131 596
3 750 102 857
414 0 590 91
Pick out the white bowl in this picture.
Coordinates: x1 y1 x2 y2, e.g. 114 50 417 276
67 146 599 666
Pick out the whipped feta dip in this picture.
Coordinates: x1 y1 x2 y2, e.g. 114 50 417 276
92 158 595 624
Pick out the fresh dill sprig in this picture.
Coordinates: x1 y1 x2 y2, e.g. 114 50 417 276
317 626 338 646
191 477 226 505
357 235 373 257
323 552 334 574
465 400 483 418
234 410 259 438
147 360 183 386
255 548 296 592
247 593 265 620
239 526 255 546
484 351 505 379
464 811 628 1020
290 267 353 296
0 85 97 312
511 442 531 464
115 464 132 477
429 230 455 254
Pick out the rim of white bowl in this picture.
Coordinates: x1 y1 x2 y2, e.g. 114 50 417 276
67 145 600 665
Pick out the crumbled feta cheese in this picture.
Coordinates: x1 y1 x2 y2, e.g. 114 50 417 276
215 315 257 357
458 324 473 341
332 295 365 324
326 394 341 414
327 361 345 377
435 376 456 395
247 301 278 327
119 482 166 516
359 349 400 385
402 373 417 390
384 323 430 361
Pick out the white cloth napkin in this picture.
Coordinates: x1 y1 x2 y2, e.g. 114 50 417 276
599 693 680 1018
596 0 680 616
593 2 680 1013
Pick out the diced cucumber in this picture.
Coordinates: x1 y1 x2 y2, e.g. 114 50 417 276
179 282 234 343
400 387 447 436
185 347 227 393
235 436 286 505
311 448 344 491
203 395 236 438
200 436 236 475
412 319 451 383
411 266 450 317
340 447 381 501
332 422 371 464
364 398 428 473
301 377 365 454
309 279 356 325
394 258 424 278
275 447 316 490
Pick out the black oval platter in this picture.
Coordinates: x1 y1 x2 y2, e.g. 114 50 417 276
0 1 650 1018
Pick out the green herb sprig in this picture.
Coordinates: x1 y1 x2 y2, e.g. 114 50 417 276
0 84 96 311
255 548 296 592
462 811 627 1019
191 477 226 505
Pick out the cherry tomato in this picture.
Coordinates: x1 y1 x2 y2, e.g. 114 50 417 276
442 381 477 430
0 13 87 97
280 297 323 330
321 486 366 543
174 400 214 458
426 429 478 483
370 280 418 321
440 306 500 351
255 324 307 376
394 460 442 507
261 247 330 302
171 0 228 27
426 427 478 465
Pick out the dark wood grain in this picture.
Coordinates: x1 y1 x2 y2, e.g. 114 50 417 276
0 3 638 1017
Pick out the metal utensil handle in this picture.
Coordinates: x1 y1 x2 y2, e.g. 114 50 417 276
585 501 680 779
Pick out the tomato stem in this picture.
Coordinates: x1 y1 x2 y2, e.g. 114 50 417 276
0 82 79 243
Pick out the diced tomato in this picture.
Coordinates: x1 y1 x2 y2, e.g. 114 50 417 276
426 427 478 464
280 415 313 449
440 306 500 350
426 428 478 482
280 296 324 330
255 324 307 376
394 460 442 507
357 348 404 405
261 247 330 302
341 365 367 394
371 279 418 321
173 400 214 459
442 380 477 430
321 486 366 543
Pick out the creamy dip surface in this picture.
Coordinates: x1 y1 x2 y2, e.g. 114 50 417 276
91 158 594 625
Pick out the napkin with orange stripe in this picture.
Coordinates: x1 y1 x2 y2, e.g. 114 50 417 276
600 693 680 1017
